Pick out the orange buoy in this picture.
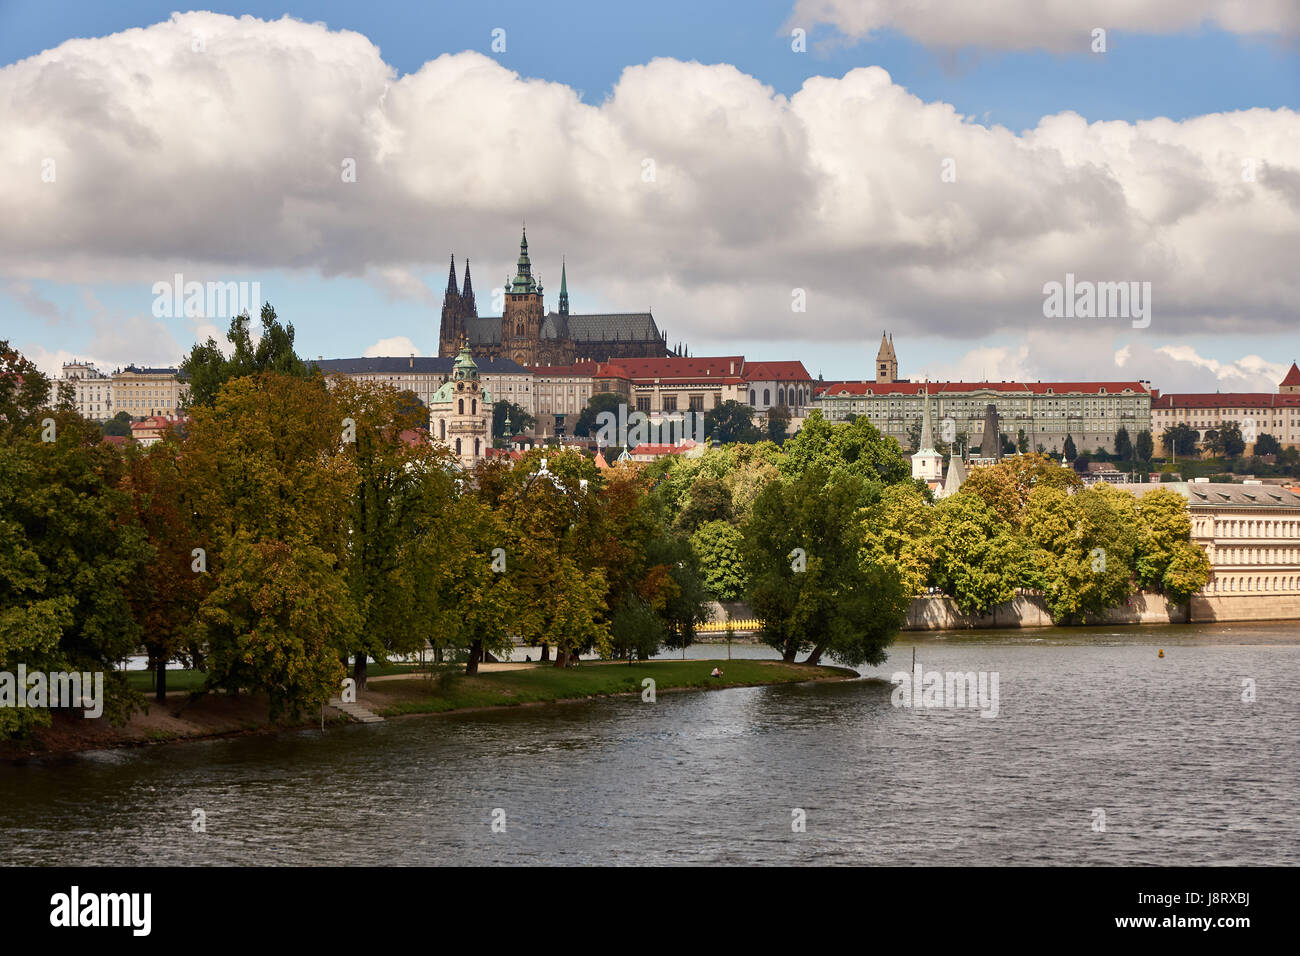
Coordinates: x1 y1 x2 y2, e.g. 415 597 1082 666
1158 649 1164 658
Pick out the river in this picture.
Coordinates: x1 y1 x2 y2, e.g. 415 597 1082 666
2 622 1296 865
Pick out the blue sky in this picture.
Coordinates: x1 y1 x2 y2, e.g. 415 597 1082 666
2 1 1297 388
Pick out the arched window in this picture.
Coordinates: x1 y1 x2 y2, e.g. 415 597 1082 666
458 398 464 414
749 389 755 405
455 438 462 455
440 419 446 440
763 388 770 406
472 399 477 415
474 438 480 456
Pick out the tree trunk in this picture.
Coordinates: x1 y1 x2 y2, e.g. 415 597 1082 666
466 639 482 675
155 661 167 703
805 645 825 666
782 645 797 663
539 642 550 662
554 649 568 668
353 652 367 689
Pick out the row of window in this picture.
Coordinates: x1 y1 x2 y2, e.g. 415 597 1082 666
1213 519 1300 538
1215 547 1300 565
1207 575 1300 593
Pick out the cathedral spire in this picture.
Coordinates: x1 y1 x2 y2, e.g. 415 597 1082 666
511 225 536 294
559 258 569 316
445 254 460 299
462 258 476 316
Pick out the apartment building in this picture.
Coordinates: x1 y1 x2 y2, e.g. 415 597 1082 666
1151 365 1300 450
313 354 533 414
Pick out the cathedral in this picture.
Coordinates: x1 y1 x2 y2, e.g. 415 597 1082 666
438 229 675 365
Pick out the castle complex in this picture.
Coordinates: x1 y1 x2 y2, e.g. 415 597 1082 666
438 229 673 366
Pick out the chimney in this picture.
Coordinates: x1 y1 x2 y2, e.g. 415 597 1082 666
410 353 414 369
729 361 734 375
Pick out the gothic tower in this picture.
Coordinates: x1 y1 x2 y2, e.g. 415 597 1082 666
876 332 898 384
559 258 569 317
501 227 545 365
438 255 462 358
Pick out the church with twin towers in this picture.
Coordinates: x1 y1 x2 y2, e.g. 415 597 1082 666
438 228 677 366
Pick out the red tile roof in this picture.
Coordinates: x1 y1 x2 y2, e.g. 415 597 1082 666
744 361 812 382
1280 362 1300 388
618 356 746 384
818 380 1149 398
1153 393 1275 409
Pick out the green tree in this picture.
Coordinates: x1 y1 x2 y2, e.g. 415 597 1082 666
1255 433 1283 456
1063 434 1078 462
1162 424 1199 457
332 378 455 686
744 466 908 666
102 411 132 436
930 493 1025 615
675 475 733 534
766 405 792 445
1133 488 1211 601
1017 429 1030 454
1114 426 1133 463
574 392 625 438
859 483 934 600
1134 430 1154 465
779 411 911 493
959 453 1082 526
0 348 151 737
180 304 314 409
196 533 357 719
493 400 536 440
705 400 762 444
1022 484 1137 623
690 520 747 601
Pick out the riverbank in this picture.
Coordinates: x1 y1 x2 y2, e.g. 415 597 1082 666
1 659 854 761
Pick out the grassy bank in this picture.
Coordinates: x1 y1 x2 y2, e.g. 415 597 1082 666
368 659 856 717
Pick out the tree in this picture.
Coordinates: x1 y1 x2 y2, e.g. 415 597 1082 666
690 520 746 601
766 405 792 445
1255 433 1283 456
1133 488 1211 601
332 378 454 686
744 466 908 666
675 476 733 534
180 304 314 409
705 400 762 444
102 411 132 437
1218 421 1246 458
1134 430 1154 465
196 533 357 720
123 442 208 701
859 483 934 600
1063 434 1078 462
493 400 535 440
1114 426 1133 463
1021 484 1137 623
574 392 624 439
1162 424 1199 458
929 493 1025 615
1017 429 1030 454
959 453 1082 526
779 411 911 494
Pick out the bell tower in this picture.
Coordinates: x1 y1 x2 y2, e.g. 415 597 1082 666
501 226 545 365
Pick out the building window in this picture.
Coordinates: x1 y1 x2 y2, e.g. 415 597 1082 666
455 438 462 455
749 389 756 405
763 388 770 405
458 399 465 414
690 395 704 412
636 396 651 413
663 396 677 412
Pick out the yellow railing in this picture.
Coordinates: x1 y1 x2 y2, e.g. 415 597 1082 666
696 618 763 633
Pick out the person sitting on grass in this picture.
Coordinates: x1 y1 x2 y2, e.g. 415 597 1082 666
710 667 723 678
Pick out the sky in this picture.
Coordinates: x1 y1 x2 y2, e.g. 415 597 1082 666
1 0 1298 391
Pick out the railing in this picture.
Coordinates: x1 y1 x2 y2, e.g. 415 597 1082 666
696 618 763 633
